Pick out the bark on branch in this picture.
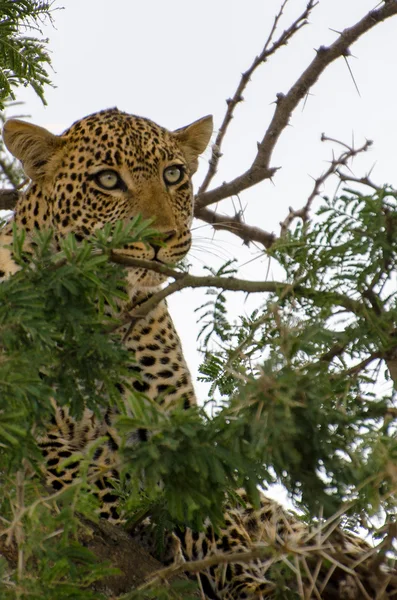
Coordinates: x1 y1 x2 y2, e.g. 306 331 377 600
0 188 18 211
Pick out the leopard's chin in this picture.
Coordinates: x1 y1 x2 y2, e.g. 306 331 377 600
139 270 167 288
126 266 167 291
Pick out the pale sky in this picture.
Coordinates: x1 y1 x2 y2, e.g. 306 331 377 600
6 2 397 503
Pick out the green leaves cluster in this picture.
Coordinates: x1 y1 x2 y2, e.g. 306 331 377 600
198 186 397 524
0 538 116 600
0 221 161 598
0 0 54 108
119 397 271 535
1 227 128 434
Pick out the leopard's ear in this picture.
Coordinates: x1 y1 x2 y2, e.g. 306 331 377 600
173 115 213 174
3 119 64 180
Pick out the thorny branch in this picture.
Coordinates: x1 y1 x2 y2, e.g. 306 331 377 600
194 133 374 250
194 205 276 248
196 1 397 211
109 253 364 320
335 171 383 191
110 252 287 323
140 523 397 595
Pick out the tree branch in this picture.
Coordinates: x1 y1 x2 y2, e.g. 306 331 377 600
195 2 397 210
141 544 279 591
109 253 363 324
194 205 276 248
196 165 279 210
335 171 382 192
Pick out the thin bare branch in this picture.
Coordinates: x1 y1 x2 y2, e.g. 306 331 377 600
198 0 317 196
0 159 21 189
336 171 383 191
279 136 373 235
196 164 279 209
343 353 382 377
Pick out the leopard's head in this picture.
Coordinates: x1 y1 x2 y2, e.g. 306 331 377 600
3 108 213 287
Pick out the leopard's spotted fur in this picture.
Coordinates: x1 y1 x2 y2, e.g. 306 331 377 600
0 109 392 599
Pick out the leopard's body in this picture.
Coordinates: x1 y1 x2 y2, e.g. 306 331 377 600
0 109 391 599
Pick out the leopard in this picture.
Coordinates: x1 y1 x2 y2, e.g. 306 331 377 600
0 108 393 599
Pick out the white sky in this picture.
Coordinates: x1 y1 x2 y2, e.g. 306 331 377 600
6 2 397 504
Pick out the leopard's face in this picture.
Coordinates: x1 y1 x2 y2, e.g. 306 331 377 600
3 108 213 287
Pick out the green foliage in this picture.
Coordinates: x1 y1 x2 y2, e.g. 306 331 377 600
198 186 397 525
2 186 397 597
0 1 54 108
1 227 129 425
0 460 119 599
0 541 115 599
0 220 163 598
119 397 271 534
196 260 236 346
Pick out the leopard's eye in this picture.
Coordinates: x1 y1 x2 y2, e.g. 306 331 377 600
163 165 184 185
94 170 120 190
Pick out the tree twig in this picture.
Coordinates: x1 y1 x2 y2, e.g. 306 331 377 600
370 522 397 573
138 545 280 592
194 205 276 248
197 0 317 196
335 171 382 191
279 137 373 235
